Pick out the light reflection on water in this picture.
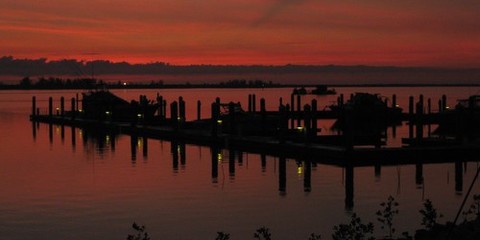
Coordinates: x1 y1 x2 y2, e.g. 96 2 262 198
0 87 480 239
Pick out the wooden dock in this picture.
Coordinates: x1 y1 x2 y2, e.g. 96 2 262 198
29 91 480 167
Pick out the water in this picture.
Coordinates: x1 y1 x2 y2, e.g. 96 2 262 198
1 87 480 240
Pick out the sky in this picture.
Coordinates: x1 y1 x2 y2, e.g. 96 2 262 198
1 0 480 67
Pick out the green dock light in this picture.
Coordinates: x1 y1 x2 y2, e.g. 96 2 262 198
217 119 223 124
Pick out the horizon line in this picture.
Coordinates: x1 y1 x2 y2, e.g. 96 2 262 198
2 56 479 70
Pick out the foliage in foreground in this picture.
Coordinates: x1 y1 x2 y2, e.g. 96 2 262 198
128 195 480 240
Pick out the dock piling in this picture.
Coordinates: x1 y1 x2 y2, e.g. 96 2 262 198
48 97 53 118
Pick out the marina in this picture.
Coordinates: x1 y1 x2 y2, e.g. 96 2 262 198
3 86 480 239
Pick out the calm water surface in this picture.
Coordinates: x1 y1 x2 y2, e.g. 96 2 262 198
1 87 480 240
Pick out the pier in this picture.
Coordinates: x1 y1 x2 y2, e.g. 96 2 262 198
29 90 480 167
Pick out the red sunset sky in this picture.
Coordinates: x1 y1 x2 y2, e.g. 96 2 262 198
1 0 480 67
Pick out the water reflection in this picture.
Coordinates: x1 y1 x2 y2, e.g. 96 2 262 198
32 122 477 210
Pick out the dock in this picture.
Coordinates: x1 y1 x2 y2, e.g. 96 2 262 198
29 91 480 167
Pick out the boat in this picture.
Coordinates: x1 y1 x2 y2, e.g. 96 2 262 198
81 89 159 122
292 87 307 95
330 92 402 135
310 85 336 95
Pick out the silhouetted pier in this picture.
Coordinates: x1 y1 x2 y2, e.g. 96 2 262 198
30 90 480 166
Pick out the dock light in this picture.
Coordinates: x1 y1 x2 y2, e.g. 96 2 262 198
137 113 143 118
297 166 303 174
296 126 304 131
78 109 83 113
105 111 110 115
446 106 450 109
217 119 223 124
56 107 60 115
123 82 127 86
395 104 400 108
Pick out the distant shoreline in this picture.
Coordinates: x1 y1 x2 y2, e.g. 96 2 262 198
1 82 480 91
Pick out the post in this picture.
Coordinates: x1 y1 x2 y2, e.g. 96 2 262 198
408 96 414 116
228 102 236 134
197 100 201 120
179 96 185 121
211 146 219 182
311 99 318 137
211 102 219 137
304 160 312 192
260 98 266 134
416 101 423 139
248 94 252 112
442 94 447 111
157 95 163 118
296 94 301 126
279 157 286 195
31 96 36 117
48 97 53 118
279 104 287 144
290 93 295 112
60 96 65 117
427 98 431 114
392 94 397 108
170 101 178 131
252 94 256 112
304 104 311 143
71 98 76 120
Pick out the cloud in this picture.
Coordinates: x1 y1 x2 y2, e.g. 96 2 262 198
251 0 308 27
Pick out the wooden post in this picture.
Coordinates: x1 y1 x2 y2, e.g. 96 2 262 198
296 93 301 114
311 99 318 137
60 96 65 117
427 98 431 114
248 94 252 112
162 100 167 119
211 102 219 137
419 94 424 113
392 94 397 108
170 101 178 131
48 97 53 118
228 102 236 134
296 94 301 126
260 98 266 112
31 96 36 117
442 94 447 111
344 108 354 151
252 94 256 112
279 104 287 144
279 157 286 194
290 93 295 112
408 96 414 116
339 94 344 107
211 146 219 181
416 101 423 139
197 100 201 120
179 96 185 122
157 95 163 118
76 93 79 112
71 97 75 120
304 104 311 143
